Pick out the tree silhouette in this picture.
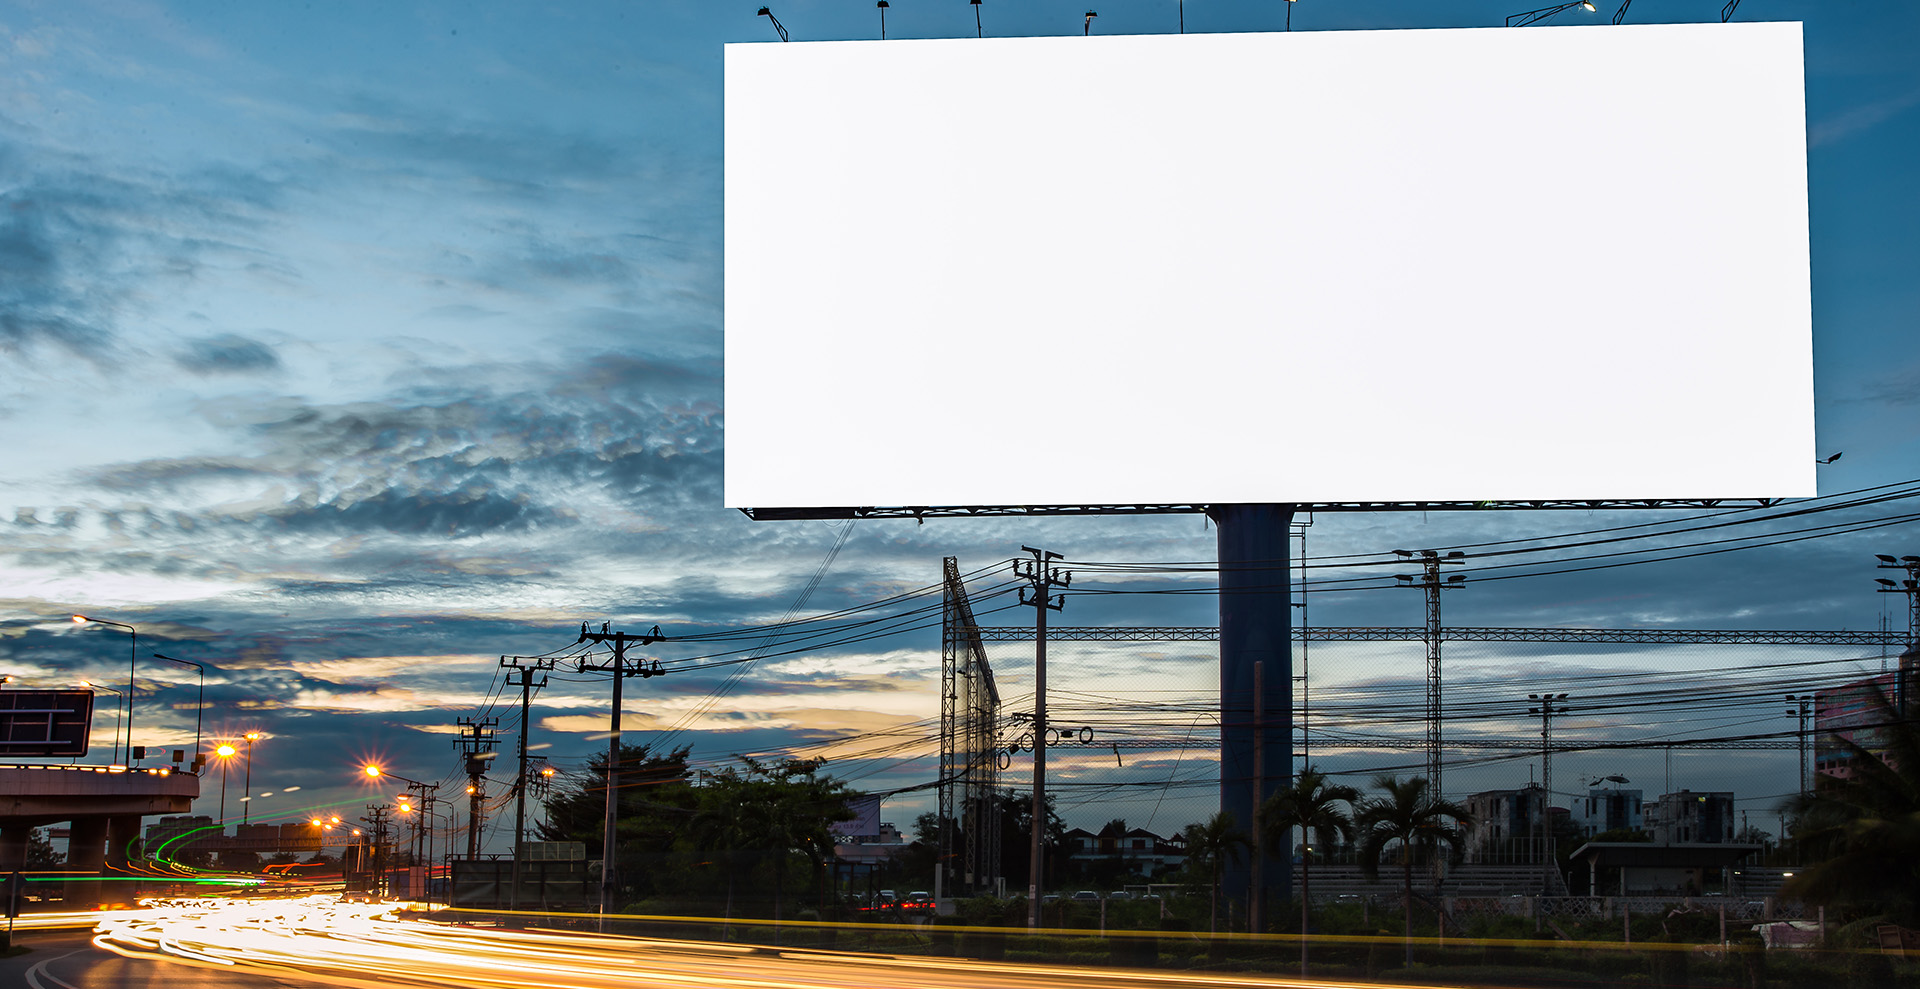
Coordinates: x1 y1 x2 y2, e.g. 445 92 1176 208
1779 684 1920 926
1355 775 1473 967
692 757 854 925
1262 767 1358 950
1181 811 1248 933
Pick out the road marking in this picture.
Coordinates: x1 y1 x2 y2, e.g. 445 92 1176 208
25 948 86 989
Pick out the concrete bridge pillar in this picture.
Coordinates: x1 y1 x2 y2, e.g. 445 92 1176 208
67 817 107 873
67 816 109 907
107 815 141 871
0 824 31 872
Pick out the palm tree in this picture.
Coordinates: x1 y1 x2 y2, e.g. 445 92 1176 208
1355 775 1473 967
1779 683 1920 925
1262 767 1359 960
1182 811 1249 933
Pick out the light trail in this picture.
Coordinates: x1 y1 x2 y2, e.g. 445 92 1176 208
88 895 1471 989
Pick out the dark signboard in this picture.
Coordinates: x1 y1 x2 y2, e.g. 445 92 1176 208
0 690 95 758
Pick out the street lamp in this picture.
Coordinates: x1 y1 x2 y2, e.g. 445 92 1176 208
241 732 264 825
1785 694 1814 797
216 742 238 823
77 681 123 766
152 654 206 770
72 615 136 760
365 763 440 895
1507 2 1596 27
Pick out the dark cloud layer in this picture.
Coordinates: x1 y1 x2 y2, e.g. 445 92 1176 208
0 149 280 358
174 333 282 374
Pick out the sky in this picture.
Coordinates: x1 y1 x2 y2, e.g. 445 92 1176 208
2 0 1918 854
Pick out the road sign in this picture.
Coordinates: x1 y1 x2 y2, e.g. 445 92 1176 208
0 690 94 757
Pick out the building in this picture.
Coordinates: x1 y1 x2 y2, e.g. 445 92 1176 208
1463 785 1549 861
1644 790 1735 844
143 816 329 856
1571 787 1644 837
1061 826 1185 878
1814 647 1917 782
833 820 908 869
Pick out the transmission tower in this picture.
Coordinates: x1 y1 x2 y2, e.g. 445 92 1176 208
1397 549 1465 795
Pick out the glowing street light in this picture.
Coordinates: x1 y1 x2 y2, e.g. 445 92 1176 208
364 763 439 899
216 742 239 823
72 615 137 762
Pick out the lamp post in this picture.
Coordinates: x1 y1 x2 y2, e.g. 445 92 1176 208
1507 2 1596 27
216 742 238 822
365 764 439 900
241 732 263 825
77 680 123 765
152 654 206 770
1785 694 1813 797
1527 692 1571 875
72 615 136 760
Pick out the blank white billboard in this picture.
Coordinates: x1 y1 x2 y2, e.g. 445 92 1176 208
725 23 1812 508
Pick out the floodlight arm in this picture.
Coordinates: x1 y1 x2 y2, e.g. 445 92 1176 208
1507 2 1596 27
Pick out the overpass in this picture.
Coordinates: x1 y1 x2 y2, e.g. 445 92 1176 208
0 764 200 877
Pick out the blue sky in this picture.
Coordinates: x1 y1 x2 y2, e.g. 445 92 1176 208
2 1 1918 849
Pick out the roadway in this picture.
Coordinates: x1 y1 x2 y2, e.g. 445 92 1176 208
3 896 1463 989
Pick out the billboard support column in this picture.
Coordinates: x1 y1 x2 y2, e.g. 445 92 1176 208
1212 504 1294 921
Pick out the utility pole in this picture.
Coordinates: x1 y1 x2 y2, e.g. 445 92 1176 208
1397 550 1465 797
364 804 393 899
398 779 438 899
1785 694 1813 797
503 657 555 912
577 622 665 929
1250 660 1264 935
452 717 500 860
1016 547 1069 931
1526 692 1570 876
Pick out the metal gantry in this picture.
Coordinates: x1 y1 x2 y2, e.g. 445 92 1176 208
938 558 1003 903
971 626 1909 645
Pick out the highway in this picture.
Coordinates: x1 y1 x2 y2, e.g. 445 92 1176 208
1 895 1468 989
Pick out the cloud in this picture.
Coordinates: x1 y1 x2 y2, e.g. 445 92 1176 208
322 96 631 196
173 333 281 374
1864 362 1920 406
261 487 567 539
1810 87 1920 148
0 148 283 359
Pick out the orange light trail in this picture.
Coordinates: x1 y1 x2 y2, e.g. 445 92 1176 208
88 895 1476 989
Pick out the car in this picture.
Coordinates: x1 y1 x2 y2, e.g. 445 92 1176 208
902 891 937 915
1106 891 1133 900
1071 890 1100 902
